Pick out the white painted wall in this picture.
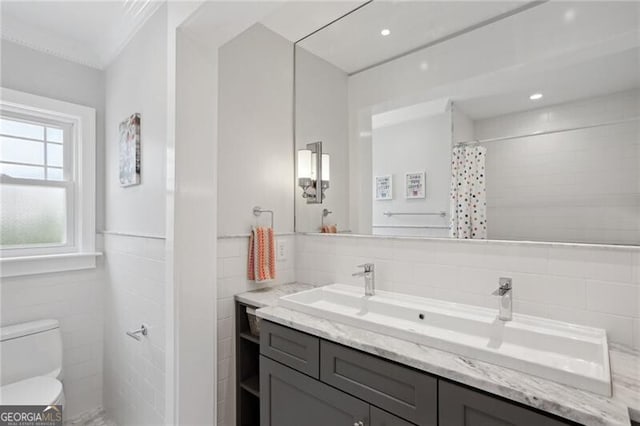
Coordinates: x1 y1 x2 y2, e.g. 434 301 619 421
475 89 640 244
371 110 451 237
104 5 168 237
295 46 349 233
0 39 106 419
217 24 294 236
0 40 107 231
173 27 218 426
102 5 170 425
296 234 640 350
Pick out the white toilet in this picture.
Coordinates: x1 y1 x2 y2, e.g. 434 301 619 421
0 319 65 407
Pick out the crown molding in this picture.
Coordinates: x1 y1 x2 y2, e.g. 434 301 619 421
1 0 164 70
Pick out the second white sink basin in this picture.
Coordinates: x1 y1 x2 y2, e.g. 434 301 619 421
279 284 611 396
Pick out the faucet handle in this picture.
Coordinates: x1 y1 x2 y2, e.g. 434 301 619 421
493 277 512 296
357 263 375 272
499 277 512 289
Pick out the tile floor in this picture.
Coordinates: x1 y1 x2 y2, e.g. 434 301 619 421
65 407 116 426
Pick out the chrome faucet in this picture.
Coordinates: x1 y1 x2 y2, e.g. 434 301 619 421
352 263 375 296
493 277 513 321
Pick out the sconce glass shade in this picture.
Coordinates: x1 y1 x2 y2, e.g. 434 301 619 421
297 149 312 179
322 154 330 181
310 153 318 180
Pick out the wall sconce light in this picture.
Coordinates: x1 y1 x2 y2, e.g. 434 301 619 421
297 141 330 204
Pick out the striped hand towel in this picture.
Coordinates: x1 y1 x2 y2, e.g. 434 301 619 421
248 226 276 283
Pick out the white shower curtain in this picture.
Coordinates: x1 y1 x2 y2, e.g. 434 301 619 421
450 146 487 239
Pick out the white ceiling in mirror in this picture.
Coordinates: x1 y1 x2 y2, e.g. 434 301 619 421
0 0 163 69
297 1 527 74
443 47 640 120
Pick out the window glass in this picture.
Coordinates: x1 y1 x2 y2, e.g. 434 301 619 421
0 118 44 140
0 163 45 179
0 137 44 165
46 127 63 143
46 143 63 167
0 184 66 247
47 168 64 181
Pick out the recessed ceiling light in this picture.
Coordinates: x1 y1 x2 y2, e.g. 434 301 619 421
529 93 543 101
381 28 391 36
564 9 576 22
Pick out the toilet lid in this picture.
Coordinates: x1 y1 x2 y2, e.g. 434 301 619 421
0 376 63 405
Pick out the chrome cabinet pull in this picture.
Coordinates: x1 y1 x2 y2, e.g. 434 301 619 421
353 421 364 426
126 324 148 341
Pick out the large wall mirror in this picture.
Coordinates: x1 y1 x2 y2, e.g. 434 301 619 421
294 1 640 245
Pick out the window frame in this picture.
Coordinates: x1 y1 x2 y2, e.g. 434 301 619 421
1 111 75 254
0 87 98 277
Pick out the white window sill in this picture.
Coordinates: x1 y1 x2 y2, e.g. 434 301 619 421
0 252 102 278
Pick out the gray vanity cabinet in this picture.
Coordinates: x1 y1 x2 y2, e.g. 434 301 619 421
371 407 415 426
321 340 436 425
260 320 320 379
260 355 369 426
438 381 573 426
259 320 577 426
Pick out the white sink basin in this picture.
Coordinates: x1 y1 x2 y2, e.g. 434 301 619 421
279 284 611 396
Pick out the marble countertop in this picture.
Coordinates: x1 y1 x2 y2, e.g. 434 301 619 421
235 282 316 308
245 284 639 426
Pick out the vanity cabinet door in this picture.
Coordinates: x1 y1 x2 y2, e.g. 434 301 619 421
321 340 437 426
371 406 415 426
438 381 575 426
260 355 369 426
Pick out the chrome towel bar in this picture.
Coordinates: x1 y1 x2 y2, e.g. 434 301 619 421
383 211 447 218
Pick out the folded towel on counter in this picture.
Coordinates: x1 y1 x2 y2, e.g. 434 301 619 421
248 226 276 283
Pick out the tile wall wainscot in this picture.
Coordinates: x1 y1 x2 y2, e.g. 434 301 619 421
296 234 640 349
102 233 167 425
0 237 105 420
216 234 296 426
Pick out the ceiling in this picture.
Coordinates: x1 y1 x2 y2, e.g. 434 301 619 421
0 0 163 69
297 0 640 120
453 48 640 120
181 1 366 53
297 1 527 74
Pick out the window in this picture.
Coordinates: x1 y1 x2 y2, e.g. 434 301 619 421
0 88 97 277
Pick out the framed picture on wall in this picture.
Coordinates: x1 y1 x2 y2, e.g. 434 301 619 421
119 113 141 187
405 172 425 199
375 175 393 200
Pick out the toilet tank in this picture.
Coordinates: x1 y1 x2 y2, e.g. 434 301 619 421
0 319 63 385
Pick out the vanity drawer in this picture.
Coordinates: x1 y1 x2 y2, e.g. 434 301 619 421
260 320 320 378
320 340 437 426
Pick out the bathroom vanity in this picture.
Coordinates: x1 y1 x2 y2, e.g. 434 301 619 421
236 284 640 426
259 319 573 426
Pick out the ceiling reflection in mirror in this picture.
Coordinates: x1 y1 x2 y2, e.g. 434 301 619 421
294 1 640 245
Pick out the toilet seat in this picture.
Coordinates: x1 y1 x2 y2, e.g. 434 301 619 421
0 376 63 406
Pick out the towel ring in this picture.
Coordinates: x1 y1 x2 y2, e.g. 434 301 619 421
253 206 274 229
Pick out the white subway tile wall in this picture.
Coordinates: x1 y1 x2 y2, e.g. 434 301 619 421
216 235 295 426
102 234 167 426
296 234 640 349
476 89 640 245
0 251 105 419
